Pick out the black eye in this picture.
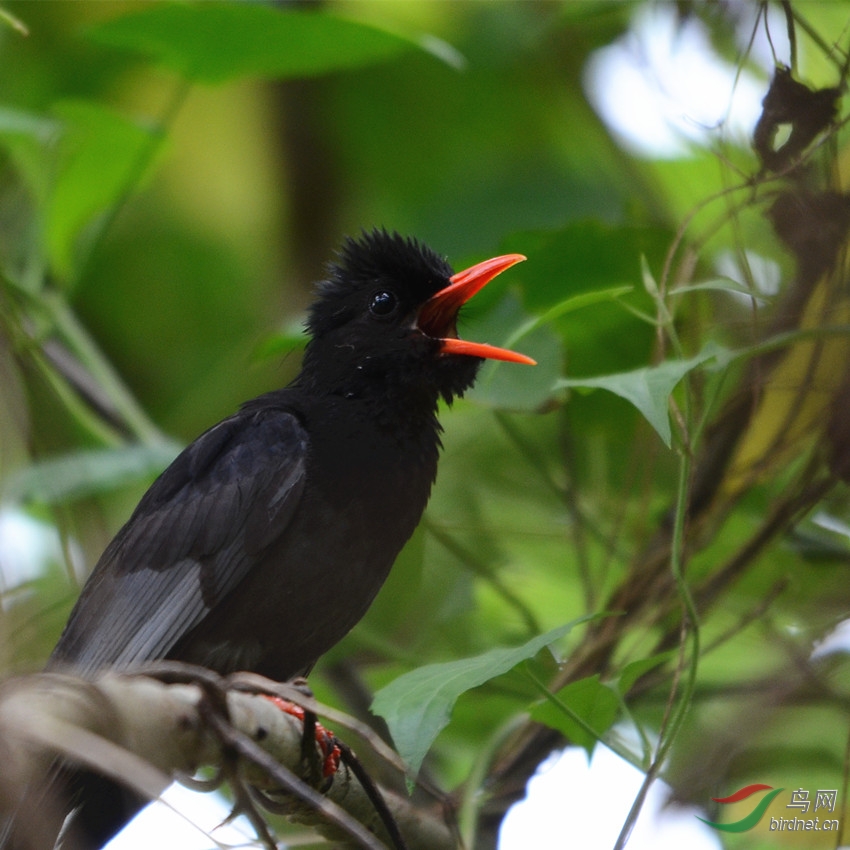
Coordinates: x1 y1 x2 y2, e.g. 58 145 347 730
369 290 397 316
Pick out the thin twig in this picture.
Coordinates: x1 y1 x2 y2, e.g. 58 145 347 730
199 700 389 850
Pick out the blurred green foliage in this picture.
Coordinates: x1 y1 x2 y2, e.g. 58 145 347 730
2 2 850 847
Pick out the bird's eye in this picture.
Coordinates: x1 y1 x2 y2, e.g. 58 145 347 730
369 290 397 317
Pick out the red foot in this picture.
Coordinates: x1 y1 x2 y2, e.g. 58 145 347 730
263 695 341 777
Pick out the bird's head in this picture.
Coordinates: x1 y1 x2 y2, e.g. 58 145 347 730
303 230 534 404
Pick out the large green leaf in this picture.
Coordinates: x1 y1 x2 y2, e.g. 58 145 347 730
556 342 729 447
371 622 578 776
499 223 670 313
48 101 156 279
88 3 429 84
530 674 620 755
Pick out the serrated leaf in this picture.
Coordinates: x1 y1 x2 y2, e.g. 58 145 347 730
371 622 579 776
530 674 619 755
555 342 728 447
88 4 425 84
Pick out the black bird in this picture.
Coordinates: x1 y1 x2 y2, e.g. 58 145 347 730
11 230 532 849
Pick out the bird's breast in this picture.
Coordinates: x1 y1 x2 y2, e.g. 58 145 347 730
174 399 441 680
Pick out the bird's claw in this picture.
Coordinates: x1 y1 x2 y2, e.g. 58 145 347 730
263 695 342 781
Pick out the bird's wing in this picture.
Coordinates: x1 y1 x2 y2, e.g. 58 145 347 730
49 405 309 674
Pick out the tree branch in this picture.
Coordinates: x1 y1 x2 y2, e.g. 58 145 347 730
0 669 456 850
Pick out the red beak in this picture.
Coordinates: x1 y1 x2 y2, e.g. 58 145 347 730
417 253 536 365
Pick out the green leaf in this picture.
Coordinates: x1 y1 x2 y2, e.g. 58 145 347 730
0 106 61 205
88 3 425 84
252 331 307 363
530 674 620 755
4 443 181 505
555 342 728 447
670 277 772 299
640 254 659 299
48 101 156 279
466 294 562 411
498 223 671 313
502 285 633 351
616 651 676 696
0 6 28 36
371 622 579 776
0 106 58 142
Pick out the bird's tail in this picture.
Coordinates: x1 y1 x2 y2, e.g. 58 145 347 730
0 768 144 850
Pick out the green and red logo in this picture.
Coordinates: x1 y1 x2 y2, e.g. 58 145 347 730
697 784 784 832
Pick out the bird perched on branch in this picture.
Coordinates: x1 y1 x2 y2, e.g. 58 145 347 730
6 229 533 850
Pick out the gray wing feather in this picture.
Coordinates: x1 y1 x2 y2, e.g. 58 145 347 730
49 406 308 674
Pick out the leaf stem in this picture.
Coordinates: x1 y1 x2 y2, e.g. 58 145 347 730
612 393 700 850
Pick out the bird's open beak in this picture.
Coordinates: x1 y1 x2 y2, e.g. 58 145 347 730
417 254 536 365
